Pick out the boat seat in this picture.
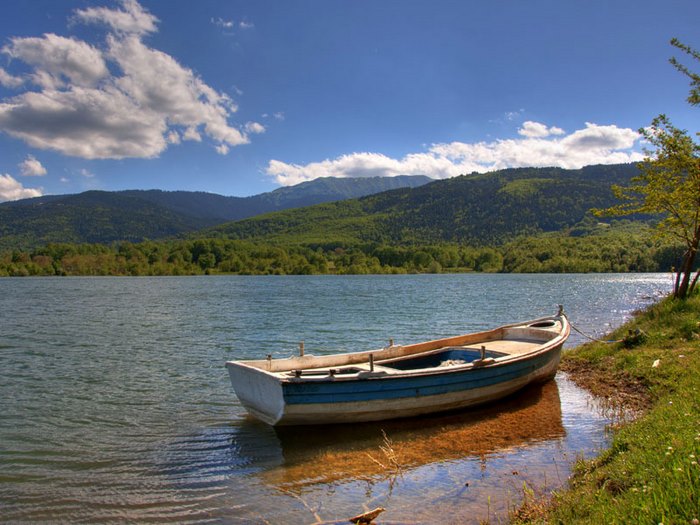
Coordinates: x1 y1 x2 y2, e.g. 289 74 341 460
354 363 397 373
462 339 542 356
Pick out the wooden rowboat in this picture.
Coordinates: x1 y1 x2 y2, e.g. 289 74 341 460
226 308 570 426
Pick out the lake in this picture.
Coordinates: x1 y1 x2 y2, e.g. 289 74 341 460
0 273 671 523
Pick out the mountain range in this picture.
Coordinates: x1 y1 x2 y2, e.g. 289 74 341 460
0 175 432 250
206 163 641 246
0 164 643 251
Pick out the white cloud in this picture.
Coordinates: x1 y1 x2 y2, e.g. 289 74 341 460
183 126 202 142
19 155 47 176
518 120 564 138
267 152 453 186
107 34 246 145
0 0 253 160
561 122 638 150
267 121 644 186
0 86 168 158
0 67 24 88
211 17 253 32
0 174 42 202
212 17 234 29
216 144 229 155
245 121 265 134
74 0 158 36
491 109 524 124
3 33 108 89
79 168 95 178
505 110 524 121
262 111 284 121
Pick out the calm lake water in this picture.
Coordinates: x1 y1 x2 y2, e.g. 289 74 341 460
0 273 671 524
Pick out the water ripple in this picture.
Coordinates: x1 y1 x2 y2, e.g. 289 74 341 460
0 274 671 522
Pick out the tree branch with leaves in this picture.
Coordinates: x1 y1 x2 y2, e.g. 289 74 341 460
596 39 700 299
670 38 700 107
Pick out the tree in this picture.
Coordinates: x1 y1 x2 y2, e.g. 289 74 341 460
670 38 700 107
598 40 700 298
601 117 699 298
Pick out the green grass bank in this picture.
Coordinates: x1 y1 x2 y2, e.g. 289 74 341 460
513 295 700 524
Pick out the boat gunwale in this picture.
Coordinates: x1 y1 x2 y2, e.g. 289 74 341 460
225 314 570 383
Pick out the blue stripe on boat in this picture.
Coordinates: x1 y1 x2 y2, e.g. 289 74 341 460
282 351 554 404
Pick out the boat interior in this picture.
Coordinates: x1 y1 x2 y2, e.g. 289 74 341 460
236 317 566 380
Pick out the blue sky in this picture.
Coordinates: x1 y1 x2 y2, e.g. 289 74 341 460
0 0 698 201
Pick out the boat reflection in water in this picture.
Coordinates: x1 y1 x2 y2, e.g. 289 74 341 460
250 379 564 489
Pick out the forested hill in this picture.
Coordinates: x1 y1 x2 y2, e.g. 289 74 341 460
0 175 432 250
0 191 210 249
207 163 641 245
120 174 433 221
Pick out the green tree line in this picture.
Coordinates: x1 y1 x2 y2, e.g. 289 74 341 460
0 223 684 277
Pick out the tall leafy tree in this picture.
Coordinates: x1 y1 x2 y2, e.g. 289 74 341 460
599 40 700 298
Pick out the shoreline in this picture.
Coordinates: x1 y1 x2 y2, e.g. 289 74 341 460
558 357 654 420
512 294 700 524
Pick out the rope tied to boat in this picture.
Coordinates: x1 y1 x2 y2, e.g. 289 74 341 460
569 321 624 344
561 310 624 344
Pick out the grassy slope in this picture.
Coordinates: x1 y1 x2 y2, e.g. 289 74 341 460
514 295 700 524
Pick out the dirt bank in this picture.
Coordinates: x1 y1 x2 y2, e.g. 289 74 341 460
559 357 653 417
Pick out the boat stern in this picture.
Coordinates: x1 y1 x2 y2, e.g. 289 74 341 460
226 361 286 425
